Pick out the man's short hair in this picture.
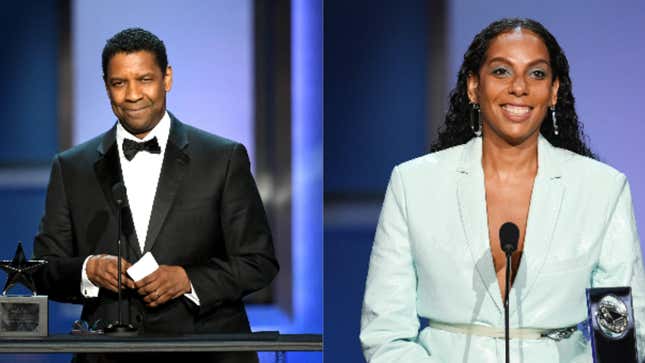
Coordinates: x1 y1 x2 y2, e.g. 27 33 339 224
102 28 168 80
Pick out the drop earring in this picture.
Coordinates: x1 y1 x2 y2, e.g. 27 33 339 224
470 103 482 137
550 106 559 136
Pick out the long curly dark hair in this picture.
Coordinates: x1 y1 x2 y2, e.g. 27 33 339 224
431 18 595 158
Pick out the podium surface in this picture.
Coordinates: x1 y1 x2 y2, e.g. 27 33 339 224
0 332 322 353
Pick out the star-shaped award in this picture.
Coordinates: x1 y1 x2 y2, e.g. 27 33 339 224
0 242 47 296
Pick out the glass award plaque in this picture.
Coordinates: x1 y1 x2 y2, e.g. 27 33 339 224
0 242 47 337
586 287 638 363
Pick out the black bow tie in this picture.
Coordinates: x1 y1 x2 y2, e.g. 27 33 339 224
122 137 161 161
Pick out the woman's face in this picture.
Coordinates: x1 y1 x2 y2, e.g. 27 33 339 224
467 28 559 146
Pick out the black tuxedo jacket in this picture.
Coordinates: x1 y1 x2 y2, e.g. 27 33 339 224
34 114 278 362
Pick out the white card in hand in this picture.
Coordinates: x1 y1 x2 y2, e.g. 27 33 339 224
127 252 159 282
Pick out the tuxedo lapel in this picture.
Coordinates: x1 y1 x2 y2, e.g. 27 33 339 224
143 116 189 253
93 125 142 261
94 126 120 217
456 138 504 314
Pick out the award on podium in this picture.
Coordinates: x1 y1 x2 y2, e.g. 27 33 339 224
586 287 638 363
0 242 47 337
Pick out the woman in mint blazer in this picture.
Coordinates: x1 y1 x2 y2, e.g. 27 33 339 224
360 18 645 362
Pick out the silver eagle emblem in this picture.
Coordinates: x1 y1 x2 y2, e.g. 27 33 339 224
595 294 629 339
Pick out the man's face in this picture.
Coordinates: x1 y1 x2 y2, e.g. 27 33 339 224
105 50 172 139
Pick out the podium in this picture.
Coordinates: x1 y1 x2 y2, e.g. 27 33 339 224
0 332 322 362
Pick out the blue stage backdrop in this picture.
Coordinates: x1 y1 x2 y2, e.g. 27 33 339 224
0 1 321 362
0 1 59 164
324 1 645 362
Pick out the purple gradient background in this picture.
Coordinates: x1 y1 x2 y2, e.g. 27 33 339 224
449 1 645 253
72 0 254 163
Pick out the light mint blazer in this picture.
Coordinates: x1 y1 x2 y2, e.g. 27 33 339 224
360 135 645 363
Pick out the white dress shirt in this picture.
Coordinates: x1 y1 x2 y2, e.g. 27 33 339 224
81 112 199 305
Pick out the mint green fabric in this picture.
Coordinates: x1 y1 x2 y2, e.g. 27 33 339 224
360 135 645 362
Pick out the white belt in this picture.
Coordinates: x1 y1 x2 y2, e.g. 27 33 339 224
428 320 579 341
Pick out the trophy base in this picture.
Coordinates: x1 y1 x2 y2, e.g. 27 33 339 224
0 295 47 337
587 287 638 363
104 322 138 336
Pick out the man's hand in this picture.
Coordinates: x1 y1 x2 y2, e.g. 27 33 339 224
86 254 135 293
134 265 191 308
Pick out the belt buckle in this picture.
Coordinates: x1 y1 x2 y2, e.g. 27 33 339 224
541 327 577 341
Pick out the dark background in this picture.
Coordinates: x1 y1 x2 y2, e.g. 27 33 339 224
324 1 432 362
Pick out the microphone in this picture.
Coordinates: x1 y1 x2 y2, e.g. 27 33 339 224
104 182 138 336
500 222 519 256
112 182 128 208
499 222 519 363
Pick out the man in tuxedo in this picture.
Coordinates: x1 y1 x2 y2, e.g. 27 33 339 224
34 28 278 362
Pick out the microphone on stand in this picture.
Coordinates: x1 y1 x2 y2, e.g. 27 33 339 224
499 222 519 363
104 182 138 336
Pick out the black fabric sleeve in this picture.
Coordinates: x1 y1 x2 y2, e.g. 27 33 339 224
183 143 279 316
33 155 85 303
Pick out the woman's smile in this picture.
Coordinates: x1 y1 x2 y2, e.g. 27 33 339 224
500 104 533 122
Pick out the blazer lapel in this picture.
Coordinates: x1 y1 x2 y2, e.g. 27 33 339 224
456 137 504 314
509 135 565 314
143 116 189 253
93 125 142 261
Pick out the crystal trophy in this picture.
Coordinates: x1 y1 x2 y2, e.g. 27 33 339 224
0 242 47 337
586 287 638 362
